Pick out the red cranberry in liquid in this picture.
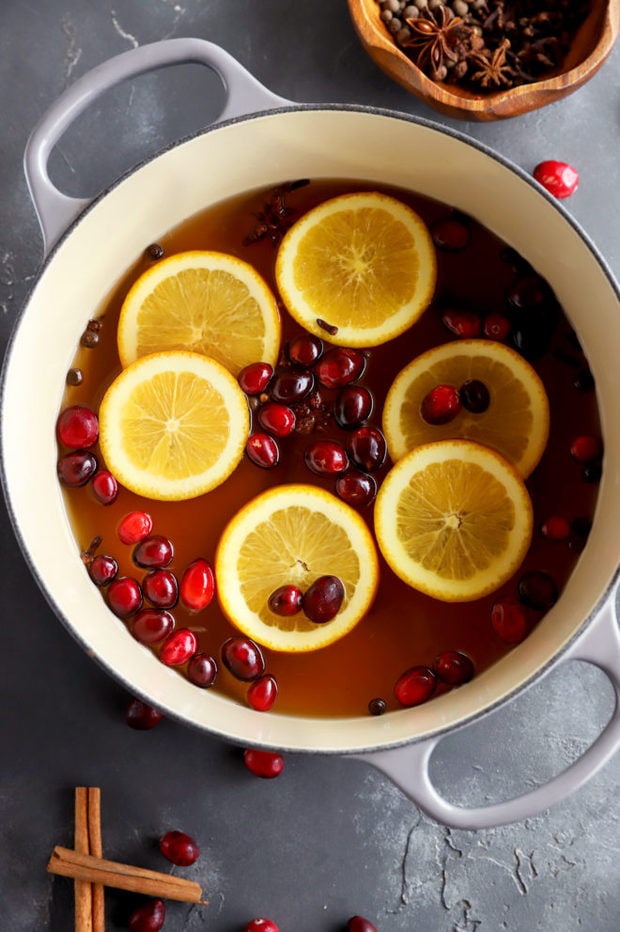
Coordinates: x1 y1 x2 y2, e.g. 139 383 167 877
107 576 143 618
269 367 314 403
395 666 437 707
460 379 490 414
491 599 528 644
334 385 373 429
420 385 462 426
268 584 303 616
238 361 273 395
57 451 98 487
335 470 377 507
506 275 549 311
432 650 475 686
303 575 345 624
131 609 175 645
431 217 470 252
347 426 387 472
246 432 280 468
245 919 280 932
91 469 118 505
88 554 118 587
316 347 366 389
133 534 174 569
257 402 296 437
570 434 602 464
304 439 348 476
118 511 153 545
125 698 163 730
348 917 378 932
142 568 179 608
483 313 511 341
288 333 323 366
248 674 278 712
441 309 481 338
368 697 387 716
582 462 602 483
180 558 215 612
160 628 197 666
533 160 579 199
56 405 99 449
518 571 558 611
541 516 571 541
221 636 265 681
159 830 200 866
129 898 166 932
243 748 285 779
187 652 218 688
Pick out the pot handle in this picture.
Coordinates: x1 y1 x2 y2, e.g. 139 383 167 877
352 585 620 829
23 37 292 256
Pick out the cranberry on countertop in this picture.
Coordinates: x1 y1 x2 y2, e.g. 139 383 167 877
243 748 285 779
533 160 579 199
159 830 200 866
124 698 164 731
347 917 378 932
245 919 280 932
128 898 166 932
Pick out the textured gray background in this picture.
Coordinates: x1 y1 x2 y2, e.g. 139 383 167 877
0 2 619 930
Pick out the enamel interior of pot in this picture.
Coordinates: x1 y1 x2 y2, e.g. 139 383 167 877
3 109 619 752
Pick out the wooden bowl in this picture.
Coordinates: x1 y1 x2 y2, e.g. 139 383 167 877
348 0 620 120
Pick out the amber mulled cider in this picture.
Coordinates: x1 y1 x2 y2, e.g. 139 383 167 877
56 179 602 717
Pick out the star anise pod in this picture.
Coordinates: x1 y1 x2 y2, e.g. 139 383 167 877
469 38 516 88
403 7 471 78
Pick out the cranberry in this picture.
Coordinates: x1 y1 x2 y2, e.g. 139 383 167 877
541 516 571 541
247 674 278 712
160 628 198 666
368 697 387 716
245 919 280 932
533 160 579 199
570 434 602 463
238 361 274 395
142 569 179 608
582 462 602 483
491 599 528 643
304 439 349 475
506 275 549 311
243 748 285 779
159 830 200 866
107 576 143 618
518 571 558 611
420 385 462 425
268 584 303 616
269 367 314 403
432 650 475 686
431 217 470 251
56 405 99 448
124 698 163 730
91 469 118 505
573 369 595 392
316 347 366 389
118 511 153 545
335 471 377 507
130 609 175 645
347 426 387 472
288 333 323 366
572 516 592 539
334 385 373 429
133 535 174 569
187 652 218 688
180 558 216 612
88 554 118 587
246 432 280 468
483 313 511 341
303 575 345 624
257 402 296 437
129 899 166 932
221 636 265 681
441 309 481 338
57 450 98 487
394 666 437 707
347 917 378 932
459 379 490 413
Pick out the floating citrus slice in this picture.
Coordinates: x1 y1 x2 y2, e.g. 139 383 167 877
117 250 281 375
274 192 437 347
99 351 249 501
215 484 379 652
382 339 550 477
374 440 533 602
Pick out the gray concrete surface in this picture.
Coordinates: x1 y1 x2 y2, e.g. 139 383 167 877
0 2 618 930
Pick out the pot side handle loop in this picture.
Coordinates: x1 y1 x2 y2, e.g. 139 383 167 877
352 587 620 829
24 37 292 257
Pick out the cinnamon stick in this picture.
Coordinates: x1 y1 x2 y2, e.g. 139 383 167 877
48 846 208 905
86 788 105 932
74 789 92 932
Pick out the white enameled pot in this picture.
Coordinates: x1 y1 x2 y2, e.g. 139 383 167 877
2 39 620 829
